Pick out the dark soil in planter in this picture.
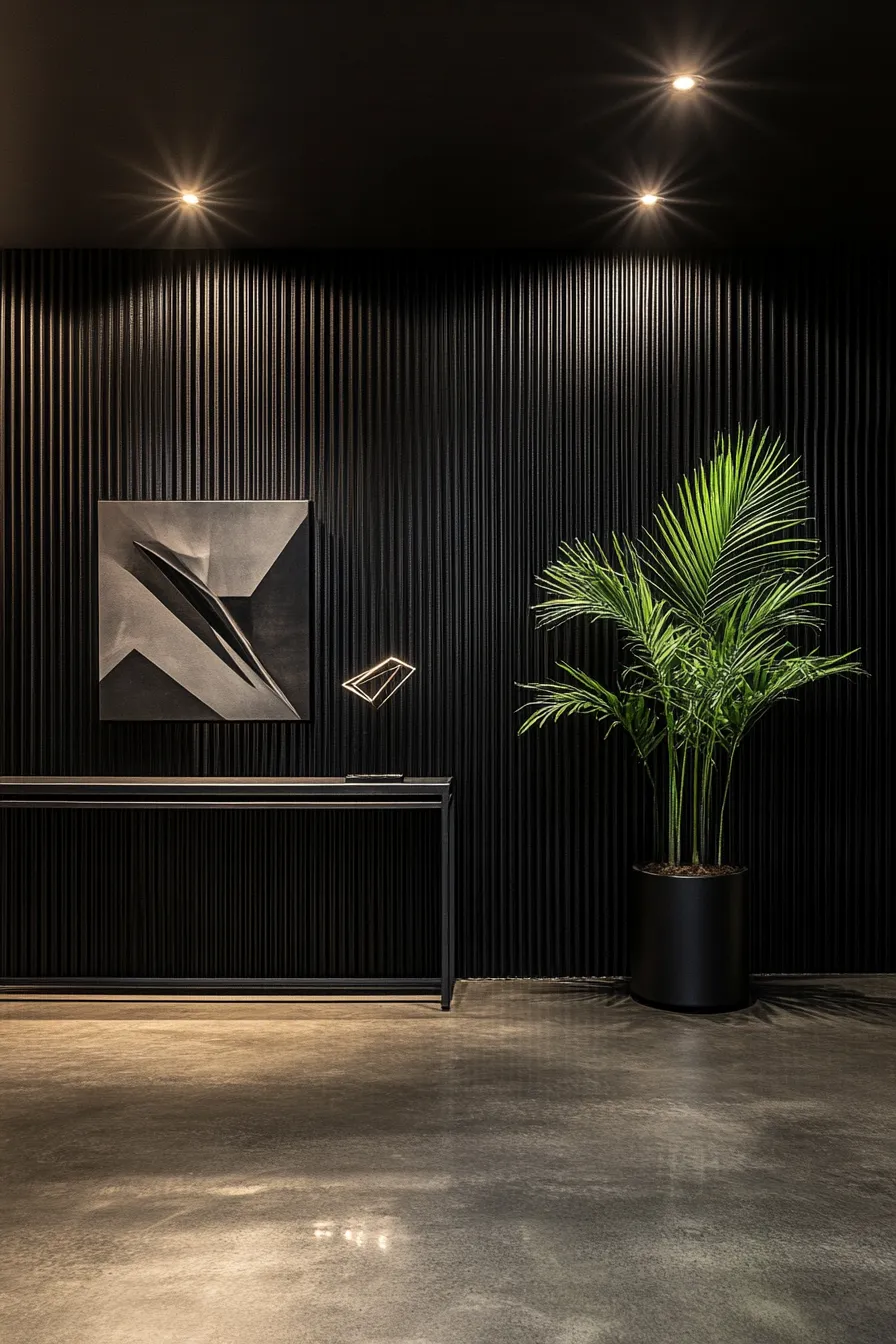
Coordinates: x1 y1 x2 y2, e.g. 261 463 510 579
641 862 743 877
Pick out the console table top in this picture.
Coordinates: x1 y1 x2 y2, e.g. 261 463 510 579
0 776 453 807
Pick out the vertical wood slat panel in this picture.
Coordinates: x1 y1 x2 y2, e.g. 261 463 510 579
0 249 892 977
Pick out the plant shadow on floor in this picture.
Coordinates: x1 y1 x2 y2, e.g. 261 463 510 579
539 978 896 1025
741 979 896 1025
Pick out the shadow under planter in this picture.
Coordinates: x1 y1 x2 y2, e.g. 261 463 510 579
629 865 750 1012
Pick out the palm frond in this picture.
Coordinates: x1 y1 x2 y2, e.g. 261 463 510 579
534 536 688 690
717 563 832 636
721 649 865 738
644 426 820 630
519 663 663 763
519 671 617 731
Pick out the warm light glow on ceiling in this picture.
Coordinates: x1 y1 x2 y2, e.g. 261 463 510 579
671 74 697 91
639 193 660 206
180 191 200 206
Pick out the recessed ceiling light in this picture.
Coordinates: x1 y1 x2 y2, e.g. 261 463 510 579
181 191 200 206
639 193 660 207
671 74 697 91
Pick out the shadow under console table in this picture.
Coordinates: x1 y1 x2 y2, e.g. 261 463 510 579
0 776 456 1010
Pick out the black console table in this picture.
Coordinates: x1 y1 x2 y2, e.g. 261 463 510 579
0 776 456 1009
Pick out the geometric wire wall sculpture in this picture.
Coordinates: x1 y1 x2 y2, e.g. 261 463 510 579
342 655 416 707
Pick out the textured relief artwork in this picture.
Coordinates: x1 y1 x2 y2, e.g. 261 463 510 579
98 501 311 721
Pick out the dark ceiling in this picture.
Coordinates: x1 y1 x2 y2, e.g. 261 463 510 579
2 0 895 248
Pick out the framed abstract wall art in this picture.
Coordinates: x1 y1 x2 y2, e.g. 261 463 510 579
98 500 311 721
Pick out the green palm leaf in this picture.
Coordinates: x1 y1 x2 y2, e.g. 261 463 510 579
533 536 688 687
644 426 820 630
519 664 664 764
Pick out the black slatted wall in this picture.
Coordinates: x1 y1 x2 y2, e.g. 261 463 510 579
1 249 892 977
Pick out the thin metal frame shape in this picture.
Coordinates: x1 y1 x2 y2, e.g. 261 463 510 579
341 656 417 706
0 776 456 1010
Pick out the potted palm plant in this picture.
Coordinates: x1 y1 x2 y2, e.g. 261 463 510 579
520 427 861 1012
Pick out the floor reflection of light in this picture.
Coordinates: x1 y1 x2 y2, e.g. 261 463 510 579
314 1223 389 1250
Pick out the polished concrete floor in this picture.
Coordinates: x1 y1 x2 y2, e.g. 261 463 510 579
1 979 895 1344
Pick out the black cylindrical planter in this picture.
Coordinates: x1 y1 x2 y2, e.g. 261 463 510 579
629 865 750 1012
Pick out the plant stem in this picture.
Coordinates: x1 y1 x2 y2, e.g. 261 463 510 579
676 747 688 867
691 744 700 866
665 721 678 865
667 757 677 865
643 761 660 859
700 729 717 862
716 745 739 866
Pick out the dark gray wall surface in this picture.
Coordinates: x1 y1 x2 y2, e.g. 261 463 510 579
1 250 892 976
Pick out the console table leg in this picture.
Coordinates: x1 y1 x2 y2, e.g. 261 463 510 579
440 795 453 1010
